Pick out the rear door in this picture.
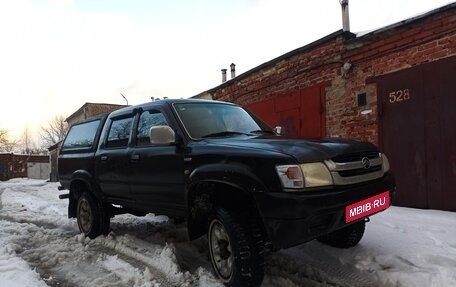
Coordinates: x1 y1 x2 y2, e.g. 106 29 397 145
95 115 134 203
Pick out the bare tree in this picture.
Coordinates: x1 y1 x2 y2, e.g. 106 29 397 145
0 129 19 152
21 128 47 154
0 129 9 151
40 115 68 148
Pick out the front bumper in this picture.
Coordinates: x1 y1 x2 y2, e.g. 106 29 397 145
254 173 395 249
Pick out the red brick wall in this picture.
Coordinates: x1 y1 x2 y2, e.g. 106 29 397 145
210 7 456 146
213 36 343 106
331 7 456 145
0 154 25 180
0 154 50 180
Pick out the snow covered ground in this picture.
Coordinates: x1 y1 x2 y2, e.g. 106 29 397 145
0 178 455 287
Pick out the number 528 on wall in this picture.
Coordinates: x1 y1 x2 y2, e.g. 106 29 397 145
389 89 411 104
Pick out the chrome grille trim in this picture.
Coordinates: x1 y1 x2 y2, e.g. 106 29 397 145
324 153 385 185
325 157 382 171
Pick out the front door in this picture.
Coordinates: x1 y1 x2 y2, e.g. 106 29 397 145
128 109 186 216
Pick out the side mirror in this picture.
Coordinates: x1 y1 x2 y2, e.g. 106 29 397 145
273 126 283 136
149 126 176 145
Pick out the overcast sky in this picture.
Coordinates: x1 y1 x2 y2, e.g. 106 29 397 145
0 0 454 141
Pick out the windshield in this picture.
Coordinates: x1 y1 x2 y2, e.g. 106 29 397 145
173 102 271 139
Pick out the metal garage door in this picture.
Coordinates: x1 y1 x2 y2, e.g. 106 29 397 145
27 162 50 180
375 56 456 211
246 85 325 138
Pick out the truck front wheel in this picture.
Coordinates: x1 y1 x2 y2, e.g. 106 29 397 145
317 220 366 248
76 192 110 239
208 208 264 287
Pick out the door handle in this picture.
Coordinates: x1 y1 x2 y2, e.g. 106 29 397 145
131 154 140 161
100 155 108 161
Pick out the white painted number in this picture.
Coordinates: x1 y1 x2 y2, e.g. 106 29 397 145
389 89 411 104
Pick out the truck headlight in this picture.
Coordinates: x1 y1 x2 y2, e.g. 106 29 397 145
300 162 333 188
381 153 390 173
276 163 333 190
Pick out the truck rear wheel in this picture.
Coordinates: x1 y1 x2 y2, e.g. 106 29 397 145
208 208 264 287
76 192 110 239
317 220 366 248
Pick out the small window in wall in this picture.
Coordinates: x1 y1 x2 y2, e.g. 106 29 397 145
357 93 367 107
106 117 133 148
136 110 169 146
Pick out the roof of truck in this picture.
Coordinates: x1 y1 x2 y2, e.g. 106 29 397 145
109 98 235 117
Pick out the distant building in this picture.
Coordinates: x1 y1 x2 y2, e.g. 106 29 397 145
48 141 62 182
65 102 128 127
48 102 128 182
0 153 50 181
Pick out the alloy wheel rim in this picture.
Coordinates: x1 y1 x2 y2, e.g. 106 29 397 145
78 198 92 233
209 220 234 281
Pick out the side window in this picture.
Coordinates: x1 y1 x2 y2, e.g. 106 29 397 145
106 116 133 148
136 110 169 146
62 120 100 150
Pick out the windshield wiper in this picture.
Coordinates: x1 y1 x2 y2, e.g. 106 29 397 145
202 131 251 138
249 130 276 135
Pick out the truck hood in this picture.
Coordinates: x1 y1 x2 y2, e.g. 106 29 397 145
204 136 378 162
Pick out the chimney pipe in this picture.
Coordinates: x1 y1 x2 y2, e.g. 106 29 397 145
221 69 227 83
230 63 236 79
340 0 350 32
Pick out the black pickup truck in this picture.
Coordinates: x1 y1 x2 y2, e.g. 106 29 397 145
58 99 395 287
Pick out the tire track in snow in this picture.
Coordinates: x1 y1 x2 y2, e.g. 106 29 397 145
0 215 196 287
1 211 385 287
1 181 391 287
265 245 389 287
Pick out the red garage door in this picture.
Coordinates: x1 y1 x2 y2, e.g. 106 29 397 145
246 85 326 138
376 56 456 211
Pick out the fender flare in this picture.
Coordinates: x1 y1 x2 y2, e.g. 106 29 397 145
70 169 103 200
186 163 268 240
68 170 104 218
188 163 267 195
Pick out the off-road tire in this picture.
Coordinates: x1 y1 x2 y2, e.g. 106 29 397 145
208 208 264 287
76 192 110 239
317 220 366 248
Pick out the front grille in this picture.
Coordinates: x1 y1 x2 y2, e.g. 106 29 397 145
338 165 382 177
332 151 380 163
325 151 384 185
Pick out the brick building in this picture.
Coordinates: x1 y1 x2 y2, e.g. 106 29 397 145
65 102 127 127
194 4 456 210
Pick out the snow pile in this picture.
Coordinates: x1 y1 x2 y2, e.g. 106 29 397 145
269 207 456 287
1 178 455 286
98 255 158 287
0 244 48 287
351 208 456 286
